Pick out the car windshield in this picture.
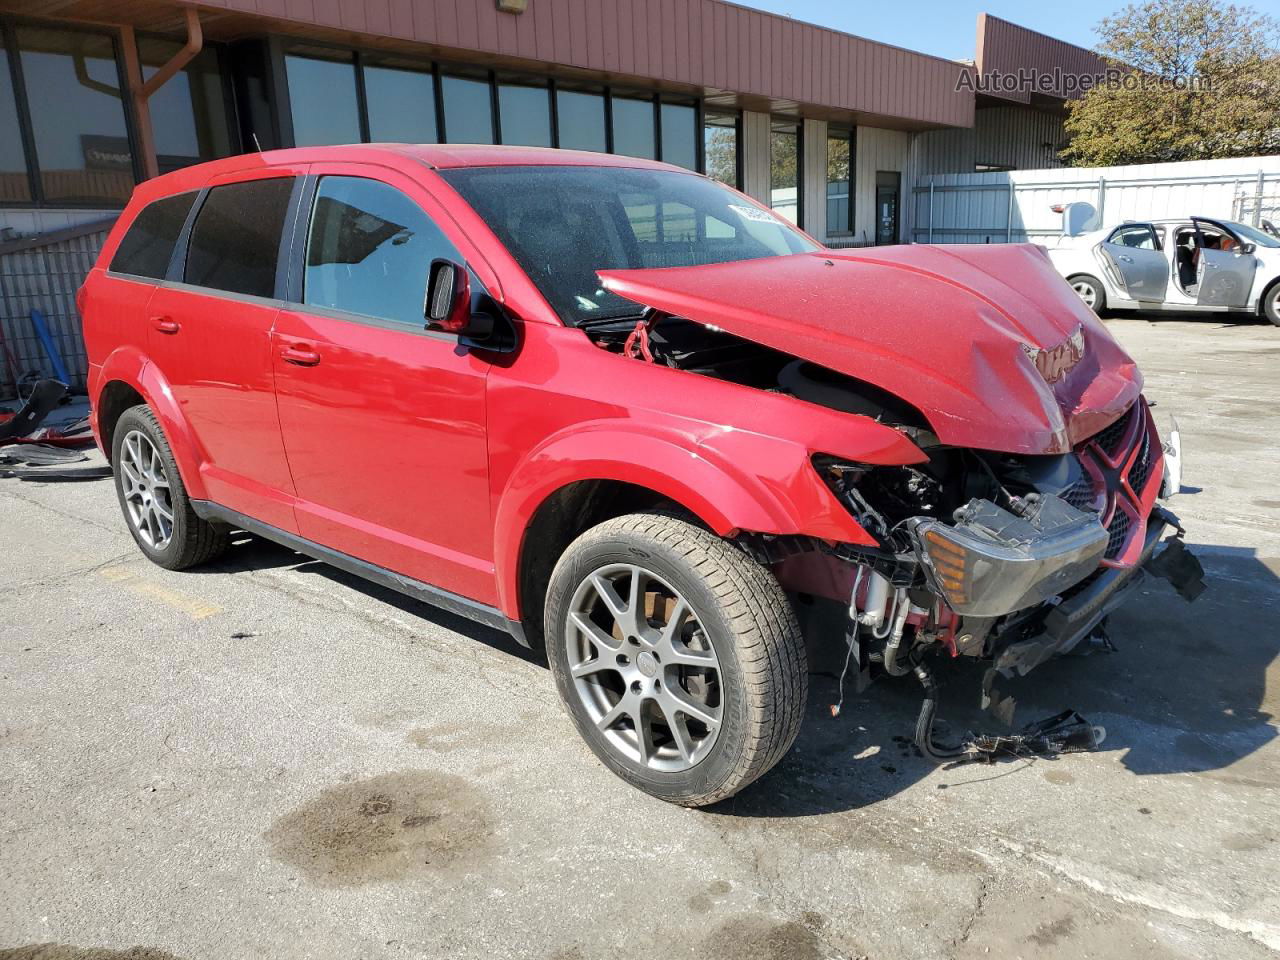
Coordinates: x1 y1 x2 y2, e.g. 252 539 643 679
1216 220 1280 248
439 164 819 324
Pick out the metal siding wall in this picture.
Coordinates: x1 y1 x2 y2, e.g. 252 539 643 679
742 110 770 204
802 117 827 239
854 126 912 244
913 155 1280 244
912 106 1067 177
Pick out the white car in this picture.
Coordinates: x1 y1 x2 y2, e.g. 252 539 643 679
1044 216 1280 326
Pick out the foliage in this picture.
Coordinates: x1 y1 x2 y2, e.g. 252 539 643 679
1062 0 1280 165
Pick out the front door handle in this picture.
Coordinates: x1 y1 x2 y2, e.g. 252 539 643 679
151 315 180 334
1118 255 1134 263
281 343 321 366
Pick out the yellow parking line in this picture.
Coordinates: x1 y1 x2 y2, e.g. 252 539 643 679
97 565 221 620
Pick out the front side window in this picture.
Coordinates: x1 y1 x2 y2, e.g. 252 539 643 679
185 177 294 298
304 176 457 324
110 191 196 279
440 165 818 325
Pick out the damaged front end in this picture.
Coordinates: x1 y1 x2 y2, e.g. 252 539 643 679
796 399 1205 763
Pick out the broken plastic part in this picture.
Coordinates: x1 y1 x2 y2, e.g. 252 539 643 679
1144 535 1206 601
0 379 66 444
914 659 1103 765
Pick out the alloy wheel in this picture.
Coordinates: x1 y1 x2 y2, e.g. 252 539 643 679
565 563 723 772
1071 279 1098 308
119 429 174 550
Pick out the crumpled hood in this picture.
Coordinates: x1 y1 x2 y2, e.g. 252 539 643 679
598 244 1141 455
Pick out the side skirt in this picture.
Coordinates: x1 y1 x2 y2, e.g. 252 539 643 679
190 500 527 646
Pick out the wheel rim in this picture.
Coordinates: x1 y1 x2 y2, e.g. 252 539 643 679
119 429 174 550
565 564 723 773
1071 279 1097 308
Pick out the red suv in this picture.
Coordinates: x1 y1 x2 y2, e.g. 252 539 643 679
82 145 1199 806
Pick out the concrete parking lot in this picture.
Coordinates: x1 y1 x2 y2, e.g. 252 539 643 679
2 316 1279 960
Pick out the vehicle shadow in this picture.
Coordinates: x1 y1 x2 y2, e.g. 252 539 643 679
204 533 1278 816
199 532 541 666
716 543 1280 817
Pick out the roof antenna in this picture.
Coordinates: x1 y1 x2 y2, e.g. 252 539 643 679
251 132 262 152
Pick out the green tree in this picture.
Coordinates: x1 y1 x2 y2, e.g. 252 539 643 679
1062 0 1280 165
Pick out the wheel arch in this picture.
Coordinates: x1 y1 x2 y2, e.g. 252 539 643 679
1256 273 1280 319
92 347 208 499
493 424 876 647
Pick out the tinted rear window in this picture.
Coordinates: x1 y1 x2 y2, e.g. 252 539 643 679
184 177 295 299
109 192 196 280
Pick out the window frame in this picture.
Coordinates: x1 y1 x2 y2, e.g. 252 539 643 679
0 16 240 209
297 173 458 330
106 189 201 282
1 16 140 208
281 167 494 341
1106 222 1162 252
824 125 855 238
176 171 303 303
768 116 803 229
272 35 706 174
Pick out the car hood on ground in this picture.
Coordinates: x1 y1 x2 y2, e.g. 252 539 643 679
598 244 1141 455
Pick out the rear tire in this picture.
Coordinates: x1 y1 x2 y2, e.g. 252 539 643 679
111 404 229 570
544 513 807 806
1068 274 1106 315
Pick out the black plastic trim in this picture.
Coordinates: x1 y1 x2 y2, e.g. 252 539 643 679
190 500 524 643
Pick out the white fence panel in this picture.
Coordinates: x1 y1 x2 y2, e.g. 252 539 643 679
914 155 1280 244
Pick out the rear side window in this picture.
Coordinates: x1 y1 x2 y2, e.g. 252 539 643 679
185 177 295 299
303 176 457 324
109 192 196 279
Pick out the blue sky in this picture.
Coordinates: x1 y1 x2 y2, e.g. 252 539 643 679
736 1 1127 61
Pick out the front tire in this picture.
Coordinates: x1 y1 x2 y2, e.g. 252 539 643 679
1263 282 1280 327
111 404 229 570
544 514 807 806
1068 274 1107 315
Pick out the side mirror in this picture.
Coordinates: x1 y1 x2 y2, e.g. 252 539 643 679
424 257 512 350
1239 242 1256 255
426 259 471 333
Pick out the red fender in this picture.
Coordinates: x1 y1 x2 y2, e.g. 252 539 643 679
92 345 210 501
491 421 897 620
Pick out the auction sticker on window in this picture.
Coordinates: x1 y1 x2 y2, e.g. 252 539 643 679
729 204 782 224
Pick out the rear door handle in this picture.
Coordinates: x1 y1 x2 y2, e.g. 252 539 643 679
1118 255 1134 263
151 315 180 334
281 343 321 366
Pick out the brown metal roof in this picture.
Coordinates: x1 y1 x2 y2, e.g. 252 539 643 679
0 0 977 130
975 13 1109 106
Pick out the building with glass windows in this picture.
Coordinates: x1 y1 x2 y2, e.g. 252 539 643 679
0 1 1103 390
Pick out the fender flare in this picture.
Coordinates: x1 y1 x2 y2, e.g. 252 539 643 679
491 422 875 619
94 345 209 500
